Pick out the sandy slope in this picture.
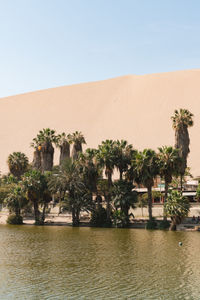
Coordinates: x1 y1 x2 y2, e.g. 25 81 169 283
0 69 199 176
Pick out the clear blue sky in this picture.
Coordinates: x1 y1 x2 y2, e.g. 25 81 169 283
1 0 200 97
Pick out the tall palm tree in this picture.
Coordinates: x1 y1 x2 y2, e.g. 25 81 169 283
7 152 29 179
78 148 102 198
56 132 70 165
31 128 58 172
171 109 194 191
114 140 134 180
132 149 159 221
31 138 41 170
96 140 116 223
68 131 86 161
158 146 181 201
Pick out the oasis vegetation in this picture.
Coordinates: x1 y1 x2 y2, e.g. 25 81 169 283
0 109 197 231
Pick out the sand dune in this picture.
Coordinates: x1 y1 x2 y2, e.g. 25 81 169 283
0 69 199 176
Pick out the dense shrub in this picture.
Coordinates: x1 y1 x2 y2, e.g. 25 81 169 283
112 210 129 228
90 206 108 227
158 220 170 230
7 214 23 225
146 219 157 230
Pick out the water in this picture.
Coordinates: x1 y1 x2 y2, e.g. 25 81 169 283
0 225 200 299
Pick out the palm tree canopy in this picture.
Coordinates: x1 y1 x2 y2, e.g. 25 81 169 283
68 131 86 145
96 140 116 178
56 132 70 148
31 128 58 148
158 146 182 183
132 149 159 188
7 152 29 178
113 140 135 177
171 109 194 176
171 109 194 130
21 170 47 201
68 131 86 160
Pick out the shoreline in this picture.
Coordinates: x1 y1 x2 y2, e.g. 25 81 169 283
1 212 200 231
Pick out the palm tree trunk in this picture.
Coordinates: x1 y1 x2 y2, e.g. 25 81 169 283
147 186 153 221
169 217 177 231
163 181 169 221
72 143 82 161
119 169 123 180
41 141 54 172
106 172 112 224
180 174 183 193
33 201 40 224
59 142 70 165
32 149 41 170
41 203 46 224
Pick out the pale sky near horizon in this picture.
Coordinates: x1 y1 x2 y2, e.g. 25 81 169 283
0 0 200 98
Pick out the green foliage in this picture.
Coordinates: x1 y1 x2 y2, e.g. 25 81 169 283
112 210 128 228
7 214 23 225
113 140 134 179
158 146 182 183
171 109 194 130
112 180 137 208
21 170 50 224
31 128 58 148
50 158 93 226
196 183 200 200
97 140 116 182
157 220 170 230
90 206 107 227
68 131 86 145
4 185 27 215
21 170 47 199
7 152 29 179
146 218 157 230
78 149 102 193
132 149 159 187
0 185 13 205
56 132 70 147
164 190 190 220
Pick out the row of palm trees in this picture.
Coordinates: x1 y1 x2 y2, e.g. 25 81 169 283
31 129 86 172
1 108 194 228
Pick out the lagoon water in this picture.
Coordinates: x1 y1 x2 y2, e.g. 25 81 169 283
0 226 200 299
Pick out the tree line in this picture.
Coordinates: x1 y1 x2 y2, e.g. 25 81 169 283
0 109 194 230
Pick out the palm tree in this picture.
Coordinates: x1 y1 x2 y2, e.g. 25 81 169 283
31 138 42 170
158 146 181 202
132 149 159 221
56 132 70 165
114 140 134 180
7 152 29 179
112 180 137 227
4 185 27 221
68 131 86 161
21 170 48 224
31 128 58 172
49 158 90 226
96 140 116 223
171 109 194 191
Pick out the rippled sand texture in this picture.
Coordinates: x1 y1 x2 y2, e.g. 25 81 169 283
0 226 200 299
0 69 200 176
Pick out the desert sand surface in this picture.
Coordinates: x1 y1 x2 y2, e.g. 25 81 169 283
0 69 200 176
